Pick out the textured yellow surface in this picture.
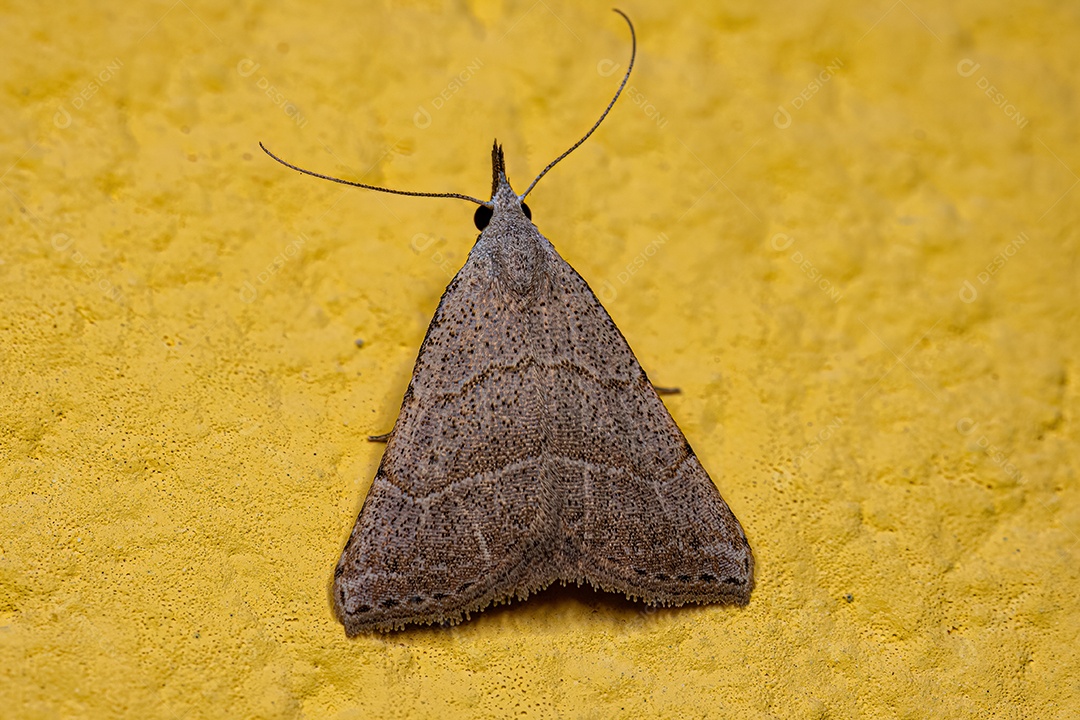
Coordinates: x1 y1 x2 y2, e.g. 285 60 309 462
2 0 1078 717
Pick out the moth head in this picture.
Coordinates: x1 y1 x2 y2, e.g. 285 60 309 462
474 141 532 231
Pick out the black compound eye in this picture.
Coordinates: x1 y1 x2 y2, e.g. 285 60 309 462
522 203 532 220
473 205 493 230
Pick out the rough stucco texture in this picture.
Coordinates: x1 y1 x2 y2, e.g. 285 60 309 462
1 1 1078 718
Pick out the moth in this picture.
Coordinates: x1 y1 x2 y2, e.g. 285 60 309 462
262 10 753 634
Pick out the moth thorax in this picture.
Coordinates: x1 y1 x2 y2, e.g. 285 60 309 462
487 220 546 296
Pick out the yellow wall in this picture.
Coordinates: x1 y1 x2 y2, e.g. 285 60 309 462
2 1 1077 717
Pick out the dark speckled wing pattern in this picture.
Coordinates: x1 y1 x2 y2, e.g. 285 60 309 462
332 234 754 634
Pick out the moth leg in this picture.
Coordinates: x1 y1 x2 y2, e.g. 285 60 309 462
367 430 393 443
652 384 681 395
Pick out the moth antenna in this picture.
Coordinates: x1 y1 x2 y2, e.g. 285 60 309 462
520 8 636 200
259 141 489 206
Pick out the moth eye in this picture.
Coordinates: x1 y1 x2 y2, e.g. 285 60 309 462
522 203 532 220
474 205 493 230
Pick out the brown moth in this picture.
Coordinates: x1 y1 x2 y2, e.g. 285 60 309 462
262 10 753 634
